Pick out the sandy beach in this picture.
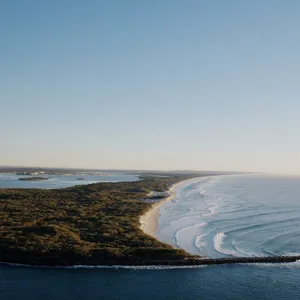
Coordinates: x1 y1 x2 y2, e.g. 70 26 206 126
139 178 195 238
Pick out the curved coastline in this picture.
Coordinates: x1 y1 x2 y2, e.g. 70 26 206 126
139 176 214 239
139 179 192 237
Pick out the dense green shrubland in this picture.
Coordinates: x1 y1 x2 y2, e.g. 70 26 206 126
0 177 193 265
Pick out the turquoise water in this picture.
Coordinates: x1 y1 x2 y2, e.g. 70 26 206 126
0 173 139 189
1 174 300 299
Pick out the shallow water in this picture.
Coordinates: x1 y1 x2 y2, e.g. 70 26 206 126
0 173 138 189
157 175 300 258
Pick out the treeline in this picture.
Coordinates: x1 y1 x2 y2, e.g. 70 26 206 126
0 176 196 266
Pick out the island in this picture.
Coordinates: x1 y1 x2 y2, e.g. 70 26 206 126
18 177 49 181
1 174 299 267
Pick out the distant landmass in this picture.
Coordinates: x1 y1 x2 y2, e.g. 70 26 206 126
0 165 249 176
18 177 49 181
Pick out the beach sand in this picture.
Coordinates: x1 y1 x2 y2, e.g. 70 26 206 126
139 179 193 238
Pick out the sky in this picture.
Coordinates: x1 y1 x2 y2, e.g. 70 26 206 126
1 0 299 174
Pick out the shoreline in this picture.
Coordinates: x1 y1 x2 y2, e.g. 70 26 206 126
139 177 202 238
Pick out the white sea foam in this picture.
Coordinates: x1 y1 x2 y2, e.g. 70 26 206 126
202 206 217 216
194 234 209 256
0 262 207 270
244 260 300 269
213 232 231 255
173 222 208 254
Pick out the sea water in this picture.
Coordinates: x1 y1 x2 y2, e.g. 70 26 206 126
157 174 300 258
1 262 299 299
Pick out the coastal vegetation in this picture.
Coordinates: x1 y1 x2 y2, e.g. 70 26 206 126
0 176 195 266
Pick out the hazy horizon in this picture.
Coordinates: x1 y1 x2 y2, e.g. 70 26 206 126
0 164 295 177
1 1 299 175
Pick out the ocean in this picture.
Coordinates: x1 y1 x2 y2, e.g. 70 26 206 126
157 174 300 258
1 262 299 300
1 174 300 299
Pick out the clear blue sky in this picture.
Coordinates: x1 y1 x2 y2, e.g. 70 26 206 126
1 0 299 174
